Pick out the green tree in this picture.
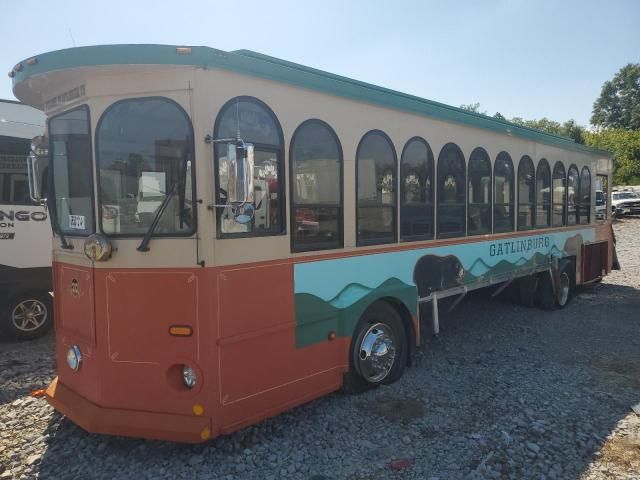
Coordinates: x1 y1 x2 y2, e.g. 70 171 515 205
585 129 640 184
459 102 486 115
591 63 640 130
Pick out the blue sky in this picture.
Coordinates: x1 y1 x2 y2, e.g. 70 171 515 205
2 0 638 126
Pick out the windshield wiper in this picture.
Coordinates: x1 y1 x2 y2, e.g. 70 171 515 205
136 181 179 252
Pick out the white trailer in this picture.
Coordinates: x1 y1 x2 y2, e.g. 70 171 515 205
0 99 52 339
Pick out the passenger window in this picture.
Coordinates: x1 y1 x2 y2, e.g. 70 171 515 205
536 159 551 228
290 120 342 251
356 130 396 245
214 97 284 237
493 152 514 233
567 165 579 226
467 147 491 235
579 167 591 224
400 137 434 240
517 156 535 230
437 143 466 239
552 162 566 227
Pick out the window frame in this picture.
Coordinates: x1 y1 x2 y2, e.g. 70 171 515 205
355 129 398 247
535 158 551 228
289 118 344 253
493 151 514 233
517 155 535 231
436 142 467 239
566 164 580 226
579 166 591 225
47 104 96 237
467 147 492 236
213 96 286 239
552 161 567 227
95 96 197 239
400 136 434 242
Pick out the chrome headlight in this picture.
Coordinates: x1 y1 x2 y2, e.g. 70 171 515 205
182 366 197 388
66 345 82 371
84 233 112 261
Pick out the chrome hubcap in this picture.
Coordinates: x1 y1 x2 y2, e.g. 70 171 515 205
11 299 48 332
356 322 396 383
558 272 570 306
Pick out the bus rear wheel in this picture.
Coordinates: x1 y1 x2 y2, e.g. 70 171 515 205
342 301 407 394
2 292 53 340
538 261 575 310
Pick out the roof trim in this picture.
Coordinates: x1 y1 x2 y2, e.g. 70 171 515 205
11 44 610 156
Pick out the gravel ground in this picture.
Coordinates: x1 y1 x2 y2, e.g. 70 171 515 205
1 219 639 480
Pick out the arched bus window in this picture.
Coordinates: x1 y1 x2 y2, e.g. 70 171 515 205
567 164 579 226
214 97 284 237
400 137 434 240
517 155 535 230
552 162 567 227
290 119 343 251
493 152 514 233
96 98 195 236
437 143 466 239
536 159 551 228
356 130 396 245
579 166 591 224
467 147 491 235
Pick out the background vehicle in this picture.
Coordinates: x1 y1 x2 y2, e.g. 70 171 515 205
0 99 52 340
611 191 640 216
11 44 615 443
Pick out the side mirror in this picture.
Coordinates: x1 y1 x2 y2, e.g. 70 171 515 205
226 142 254 205
27 135 49 204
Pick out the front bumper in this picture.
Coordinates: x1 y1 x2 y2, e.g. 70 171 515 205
46 377 212 443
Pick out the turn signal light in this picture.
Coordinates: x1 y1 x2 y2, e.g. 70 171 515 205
169 325 193 337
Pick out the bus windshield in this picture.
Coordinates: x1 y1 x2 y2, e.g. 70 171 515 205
96 98 195 236
49 106 95 235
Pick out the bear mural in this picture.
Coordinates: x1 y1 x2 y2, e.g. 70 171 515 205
413 254 465 297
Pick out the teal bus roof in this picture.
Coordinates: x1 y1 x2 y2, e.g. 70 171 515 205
10 44 610 156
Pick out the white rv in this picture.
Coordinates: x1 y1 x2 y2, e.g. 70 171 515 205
0 99 52 339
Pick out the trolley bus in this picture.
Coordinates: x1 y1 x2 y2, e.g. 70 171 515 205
10 44 614 443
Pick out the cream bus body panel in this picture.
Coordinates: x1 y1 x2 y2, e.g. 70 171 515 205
36 63 607 268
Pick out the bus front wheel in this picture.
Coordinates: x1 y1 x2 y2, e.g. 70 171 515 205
342 301 407 394
2 292 53 340
538 261 575 310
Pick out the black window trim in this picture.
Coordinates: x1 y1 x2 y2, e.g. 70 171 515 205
492 150 515 234
47 103 96 237
213 96 286 240
467 146 492 236
94 96 197 239
289 118 344 253
579 166 592 224
517 155 536 231
567 163 580 226
355 129 398 247
552 161 567 227
436 142 467 239
535 158 551 228
400 135 435 242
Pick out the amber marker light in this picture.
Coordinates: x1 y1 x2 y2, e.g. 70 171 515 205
193 404 204 416
176 47 192 55
200 428 211 441
169 325 193 337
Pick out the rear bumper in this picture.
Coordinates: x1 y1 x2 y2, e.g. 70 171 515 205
46 377 212 443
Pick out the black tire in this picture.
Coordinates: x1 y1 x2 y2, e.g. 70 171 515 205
342 301 408 394
1 291 53 340
517 275 538 308
537 261 575 310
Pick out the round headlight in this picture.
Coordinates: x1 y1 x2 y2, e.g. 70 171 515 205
30 135 49 158
182 366 197 388
84 233 112 262
66 345 82 371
